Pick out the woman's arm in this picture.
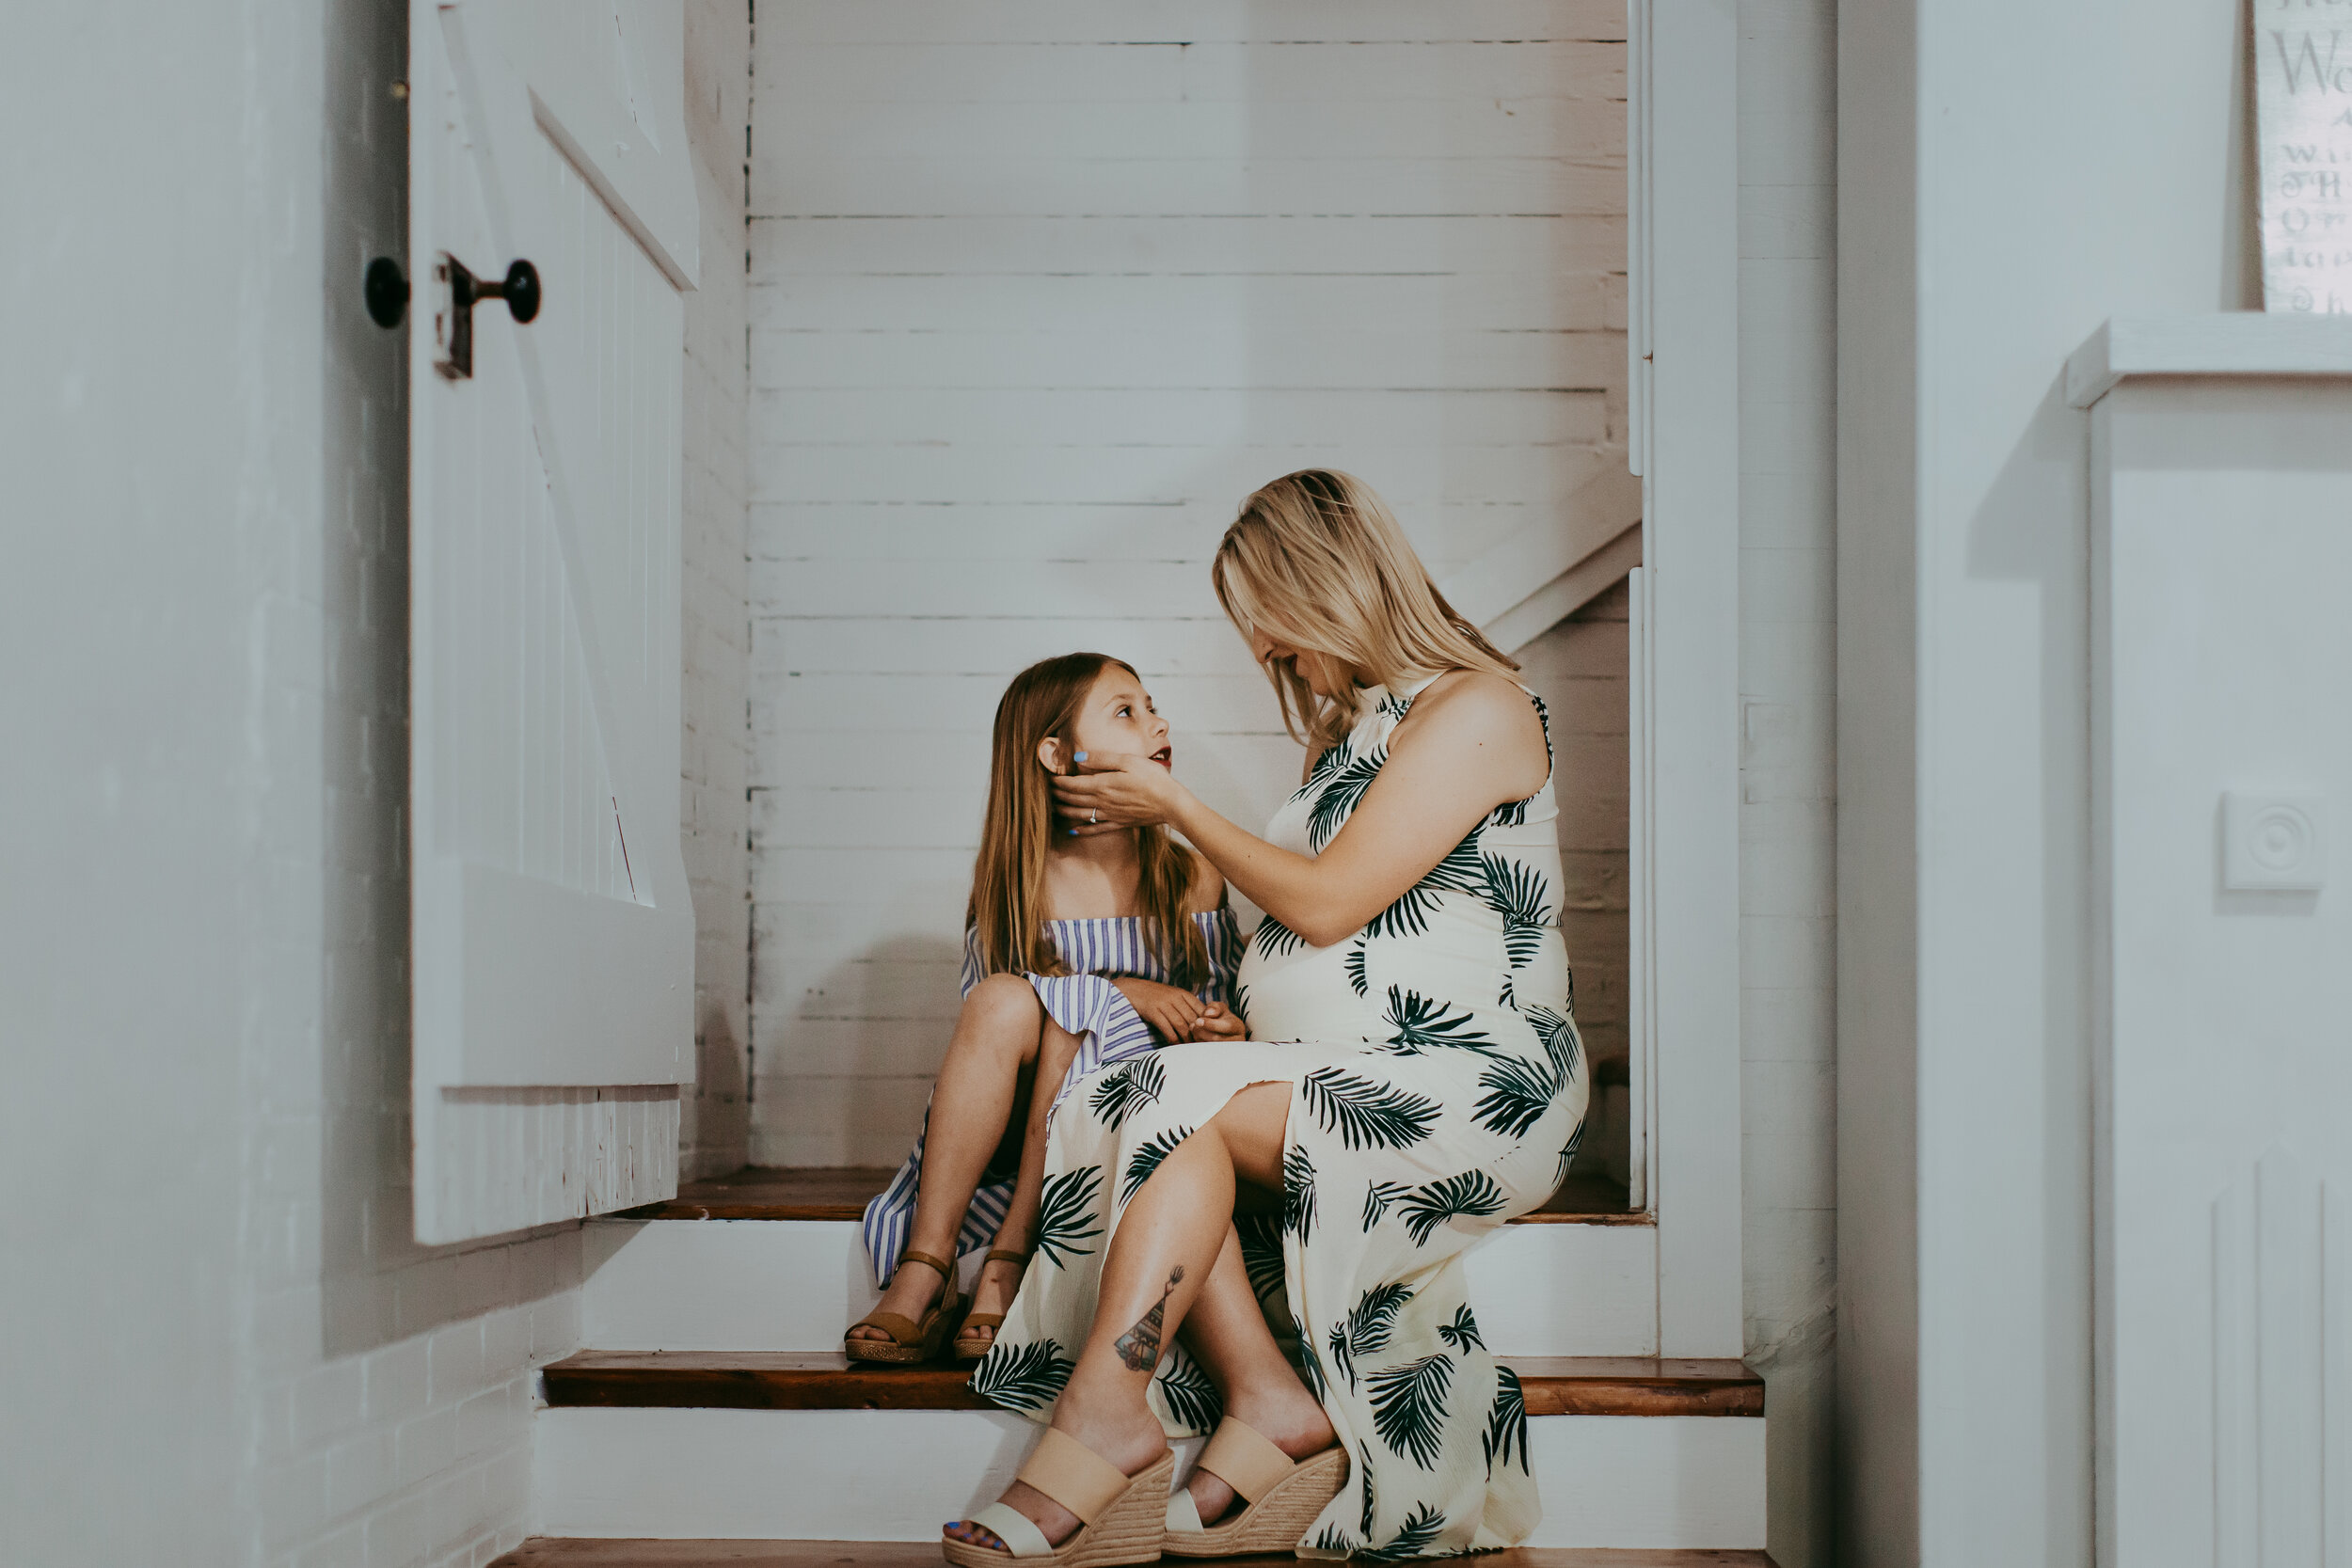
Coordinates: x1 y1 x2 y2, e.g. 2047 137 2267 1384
1055 673 1549 948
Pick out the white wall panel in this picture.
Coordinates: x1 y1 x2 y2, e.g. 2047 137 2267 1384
747 3 1628 1164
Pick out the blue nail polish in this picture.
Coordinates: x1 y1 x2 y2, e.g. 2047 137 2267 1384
1073 751 1088 761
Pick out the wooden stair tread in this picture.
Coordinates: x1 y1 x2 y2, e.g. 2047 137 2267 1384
621 1168 1647 1226
541 1352 1761 1418
490 1540 1773 1567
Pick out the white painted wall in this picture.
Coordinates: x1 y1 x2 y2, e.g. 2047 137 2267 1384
1 8 273 1558
744 1 1632 1165
1737 5 1839 1567
1836 2 2259 1564
0 6 750 1564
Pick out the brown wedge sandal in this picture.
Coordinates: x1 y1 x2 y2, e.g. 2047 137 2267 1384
942 1427 1174 1568
1161 1417 1349 1558
951 1247 1030 1361
843 1248 962 1365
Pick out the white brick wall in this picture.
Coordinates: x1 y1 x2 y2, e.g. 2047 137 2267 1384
1737 2 1837 1564
744 0 1630 1166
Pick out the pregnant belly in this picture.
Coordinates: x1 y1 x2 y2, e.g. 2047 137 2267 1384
1240 905 1522 1048
1236 939 1379 1045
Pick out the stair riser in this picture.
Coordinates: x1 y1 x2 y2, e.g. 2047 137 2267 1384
532 1407 1762 1549
582 1219 1660 1357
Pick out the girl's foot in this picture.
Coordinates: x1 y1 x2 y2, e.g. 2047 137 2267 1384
1181 1374 1336 1527
944 1381 1169 1552
952 1250 1028 1357
846 1252 946 1347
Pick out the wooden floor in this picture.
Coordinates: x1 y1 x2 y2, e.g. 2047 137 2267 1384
622 1168 1645 1226
493 1542 1775 1567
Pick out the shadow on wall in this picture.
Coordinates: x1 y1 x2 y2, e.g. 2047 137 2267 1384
691 988 752 1174
1959 369 2093 1556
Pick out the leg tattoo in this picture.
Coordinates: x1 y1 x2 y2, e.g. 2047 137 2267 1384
1114 1266 1184 1372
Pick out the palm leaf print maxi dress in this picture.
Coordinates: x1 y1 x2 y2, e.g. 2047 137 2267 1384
972 676 1588 1560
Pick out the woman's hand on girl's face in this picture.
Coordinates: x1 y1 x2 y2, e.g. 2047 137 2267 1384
1052 751 1184 836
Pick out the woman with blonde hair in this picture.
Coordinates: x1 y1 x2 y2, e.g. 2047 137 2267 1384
946 471 1586 1565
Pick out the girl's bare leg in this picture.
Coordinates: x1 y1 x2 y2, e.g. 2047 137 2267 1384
945 1083 1293 1550
1174 1227 1336 1524
850 974 1045 1342
962 1018 1086 1349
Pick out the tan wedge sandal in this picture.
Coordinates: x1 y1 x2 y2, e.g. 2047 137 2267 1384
943 1427 1174 1568
1162 1417 1349 1558
952 1248 1030 1361
844 1248 962 1365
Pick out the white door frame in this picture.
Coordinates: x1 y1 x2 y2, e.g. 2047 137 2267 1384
1629 0 1744 1358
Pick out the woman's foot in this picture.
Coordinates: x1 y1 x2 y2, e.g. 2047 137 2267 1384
847 1254 947 1346
1182 1376 1337 1528
944 1380 1169 1553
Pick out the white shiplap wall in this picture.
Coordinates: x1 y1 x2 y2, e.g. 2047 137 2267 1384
746 1 1630 1164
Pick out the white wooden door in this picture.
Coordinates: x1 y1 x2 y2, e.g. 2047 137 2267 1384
408 0 700 1243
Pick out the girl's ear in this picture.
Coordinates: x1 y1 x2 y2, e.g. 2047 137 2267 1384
1037 736 1065 776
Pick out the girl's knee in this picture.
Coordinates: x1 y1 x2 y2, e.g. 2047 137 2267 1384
963 973 1042 1037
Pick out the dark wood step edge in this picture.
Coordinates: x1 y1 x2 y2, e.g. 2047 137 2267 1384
617 1198 1653 1225
540 1353 1762 1419
489 1538 1775 1567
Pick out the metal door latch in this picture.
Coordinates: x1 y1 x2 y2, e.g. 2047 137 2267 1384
432 254 542 381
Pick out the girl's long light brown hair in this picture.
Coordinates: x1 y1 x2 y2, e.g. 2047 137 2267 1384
969 653 1211 988
1212 469 1520 753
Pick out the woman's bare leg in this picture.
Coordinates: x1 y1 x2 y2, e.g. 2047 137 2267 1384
850 974 1045 1341
946 1083 1292 1549
962 1018 1086 1349
1174 1227 1336 1524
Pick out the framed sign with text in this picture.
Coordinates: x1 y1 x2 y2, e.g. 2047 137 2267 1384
2258 6 2352 311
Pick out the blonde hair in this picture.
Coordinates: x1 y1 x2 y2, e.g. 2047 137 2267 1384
968 653 1210 988
1213 469 1519 752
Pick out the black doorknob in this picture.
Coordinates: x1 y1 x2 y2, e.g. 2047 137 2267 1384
471 258 541 325
364 257 408 327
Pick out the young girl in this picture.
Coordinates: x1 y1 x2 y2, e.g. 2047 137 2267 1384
846 652 1248 1364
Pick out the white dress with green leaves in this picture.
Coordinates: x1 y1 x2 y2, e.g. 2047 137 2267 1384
971 675 1587 1560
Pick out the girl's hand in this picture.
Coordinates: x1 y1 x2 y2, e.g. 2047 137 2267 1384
1113 977 1216 1043
1053 752 1186 836
1189 1001 1249 1042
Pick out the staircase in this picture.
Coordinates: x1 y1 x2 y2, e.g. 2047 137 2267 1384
501 1171 1769 1564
